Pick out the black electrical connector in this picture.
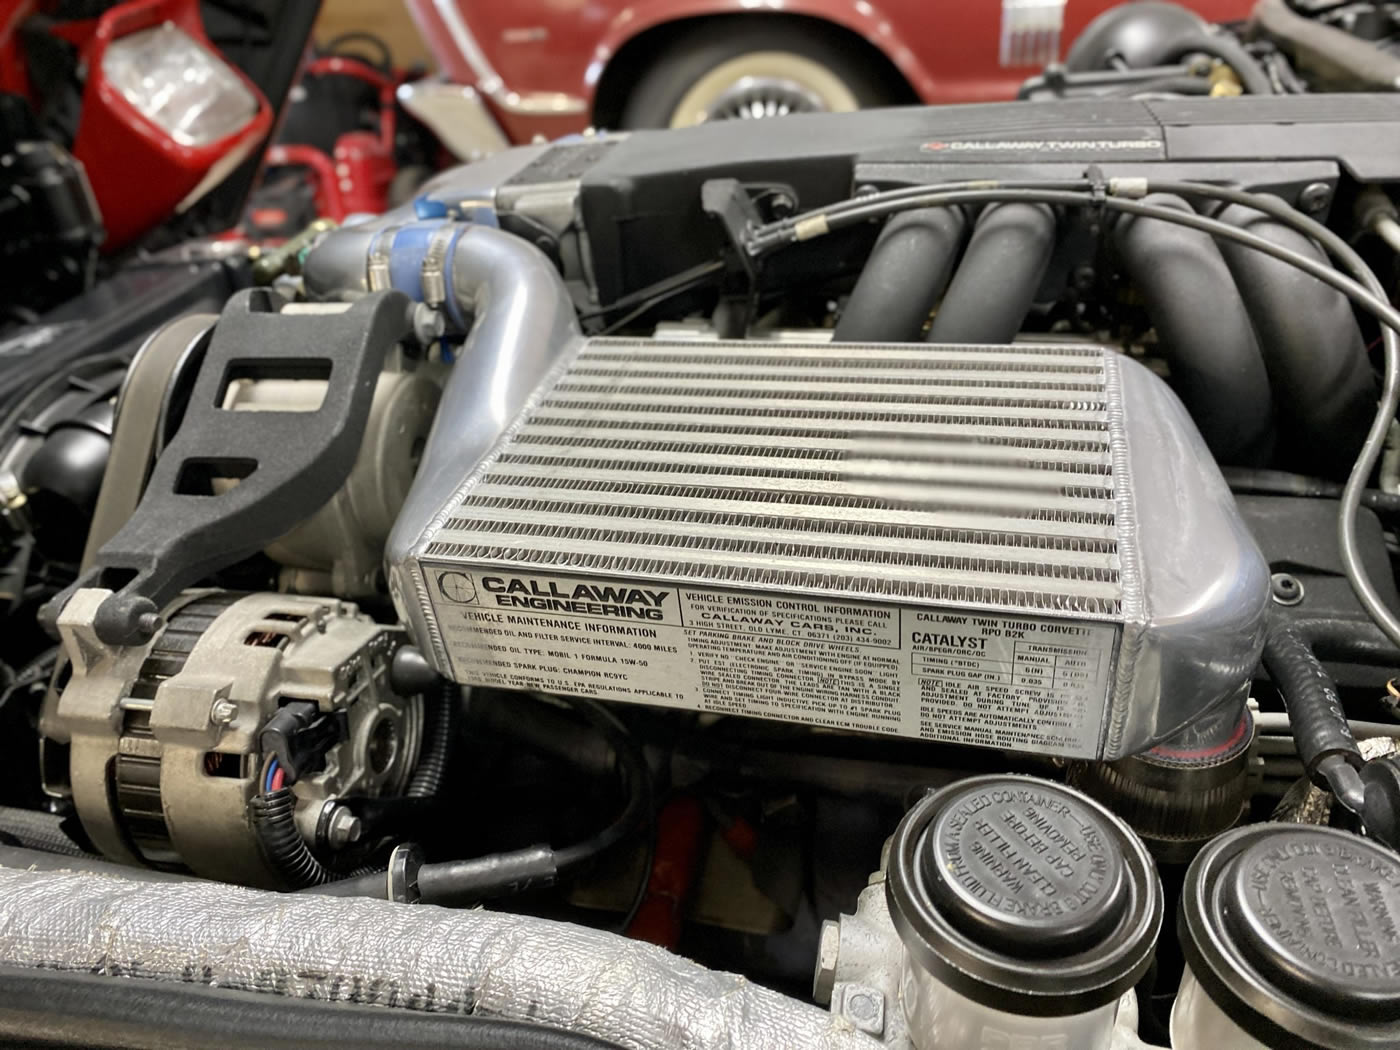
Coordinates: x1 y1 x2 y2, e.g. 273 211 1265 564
259 701 346 785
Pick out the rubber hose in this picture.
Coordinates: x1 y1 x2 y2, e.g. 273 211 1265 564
1114 194 1275 464
308 845 559 904
0 806 92 858
0 965 626 1050
250 788 337 889
307 698 651 903
1064 2 1271 92
1261 620 1362 780
548 698 652 873
1216 203 1376 480
927 202 1057 344
406 682 459 798
834 206 967 342
417 846 559 906
1161 35 1272 94
1252 0 1400 91
1290 616 1400 670
1110 75 1213 96
1222 467 1400 519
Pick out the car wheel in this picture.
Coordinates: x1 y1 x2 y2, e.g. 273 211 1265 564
619 23 898 129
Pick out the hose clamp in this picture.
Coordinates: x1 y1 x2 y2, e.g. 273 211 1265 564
420 224 460 308
367 224 410 292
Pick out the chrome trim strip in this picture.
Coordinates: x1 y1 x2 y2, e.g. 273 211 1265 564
431 0 587 115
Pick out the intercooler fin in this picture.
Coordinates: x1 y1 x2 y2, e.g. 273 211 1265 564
427 340 1125 618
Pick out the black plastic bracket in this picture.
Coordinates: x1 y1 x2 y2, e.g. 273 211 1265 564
42 287 414 644
700 178 763 277
700 178 768 336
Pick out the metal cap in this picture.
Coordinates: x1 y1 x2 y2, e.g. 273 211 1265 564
887 775 1162 1017
1180 824 1400 1049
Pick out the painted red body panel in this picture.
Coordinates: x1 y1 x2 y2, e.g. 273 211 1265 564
406 0 1255 140
0 0 272 250
72 0 272 250
0 0 36 95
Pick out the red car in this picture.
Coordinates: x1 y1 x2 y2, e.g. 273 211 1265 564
404 0 1254 143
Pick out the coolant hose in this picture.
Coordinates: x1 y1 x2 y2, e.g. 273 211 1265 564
1114 194 1274 465
1261 619 1367 815
833 206 967 342
1216 203 1375 479
927 202 1057 344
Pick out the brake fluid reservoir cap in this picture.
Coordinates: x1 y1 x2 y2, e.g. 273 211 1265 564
886 775 1162 1017
924 778 1128 954
1181 824 1400 1049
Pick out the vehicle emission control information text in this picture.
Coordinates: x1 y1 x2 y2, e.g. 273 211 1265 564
424 569 1117 758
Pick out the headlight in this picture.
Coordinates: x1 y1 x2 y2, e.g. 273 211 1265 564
100 21 258 147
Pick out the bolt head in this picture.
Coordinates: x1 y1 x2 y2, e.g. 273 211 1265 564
411 303 446 347
327 805 363 848
210 699 238 725
1270 572 1305 606
837 984 886 1037
1298 182 1332 214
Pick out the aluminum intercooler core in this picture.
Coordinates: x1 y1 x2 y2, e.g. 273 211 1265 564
395 339 1268 760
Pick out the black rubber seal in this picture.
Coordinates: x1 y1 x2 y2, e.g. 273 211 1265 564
1178 824 1400 1050
0 965 625 1049
886 774 1162 1017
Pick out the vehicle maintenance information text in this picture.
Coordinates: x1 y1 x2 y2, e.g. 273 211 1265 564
424 568 1116 758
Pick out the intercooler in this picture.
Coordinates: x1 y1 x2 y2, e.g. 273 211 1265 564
392 332 1268 761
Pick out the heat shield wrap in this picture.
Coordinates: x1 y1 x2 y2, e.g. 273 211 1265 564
0 864 878 1050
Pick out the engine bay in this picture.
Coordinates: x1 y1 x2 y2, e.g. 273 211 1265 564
1 89 1400 1050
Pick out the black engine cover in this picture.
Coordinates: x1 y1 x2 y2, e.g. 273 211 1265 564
574 95 1400 301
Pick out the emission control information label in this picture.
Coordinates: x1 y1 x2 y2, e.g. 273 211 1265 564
424 568 1117 758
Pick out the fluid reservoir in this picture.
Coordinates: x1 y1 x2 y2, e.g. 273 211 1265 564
884 775 1163 1050
1173 824 1400 1050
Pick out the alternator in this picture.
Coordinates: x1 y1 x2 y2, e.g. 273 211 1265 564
42 589 419 886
